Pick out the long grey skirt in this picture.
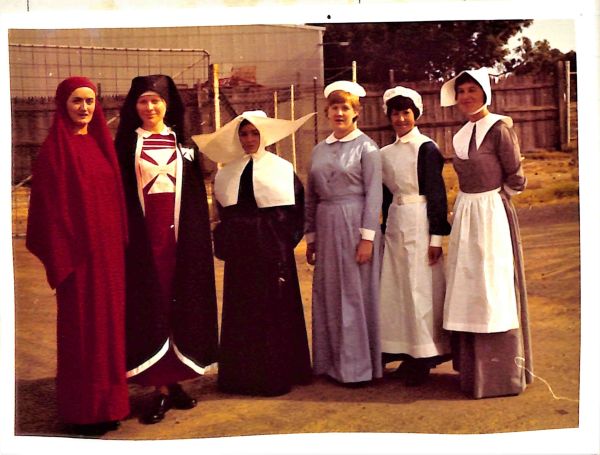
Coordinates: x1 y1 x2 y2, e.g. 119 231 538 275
451 194 533 399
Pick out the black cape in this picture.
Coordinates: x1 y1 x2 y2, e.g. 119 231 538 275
115 75 218 375
117 132 218 374
215 159 312 396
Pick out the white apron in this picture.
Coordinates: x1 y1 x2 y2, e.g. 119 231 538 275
379 130 449 358
443 189 519 333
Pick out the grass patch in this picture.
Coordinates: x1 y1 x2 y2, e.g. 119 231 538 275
443 150 579 208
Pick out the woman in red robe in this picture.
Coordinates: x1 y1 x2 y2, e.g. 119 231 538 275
26 77 130 436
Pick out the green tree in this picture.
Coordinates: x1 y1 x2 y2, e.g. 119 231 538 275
316 20 533 83
505 37 576 75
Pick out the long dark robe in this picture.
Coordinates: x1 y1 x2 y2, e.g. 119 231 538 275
116 132 218 378
216 160 312 396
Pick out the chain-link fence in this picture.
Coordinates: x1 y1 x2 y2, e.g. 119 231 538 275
9 43 210 97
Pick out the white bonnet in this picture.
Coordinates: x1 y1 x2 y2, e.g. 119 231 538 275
382 86 424 119
440 68 492 107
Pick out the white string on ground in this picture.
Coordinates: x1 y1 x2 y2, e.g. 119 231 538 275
514 356 579 403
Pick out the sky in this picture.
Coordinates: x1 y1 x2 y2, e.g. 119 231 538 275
513 19 577 52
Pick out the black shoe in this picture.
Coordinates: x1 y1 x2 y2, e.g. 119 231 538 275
70 420 120 436
141 393 171 424
341 380 371 388
390 361 412 380
103 420 121 431
168 383 197 410
404 364 431 387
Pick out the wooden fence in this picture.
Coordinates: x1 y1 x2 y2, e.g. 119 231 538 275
358 69 574 158
11 64 576 186
11 88 210 185
10 65 577 237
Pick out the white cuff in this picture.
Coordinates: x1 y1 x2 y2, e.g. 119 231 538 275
359 228 376 241
503 184 521 196
305 232 315 243
429 235 443 247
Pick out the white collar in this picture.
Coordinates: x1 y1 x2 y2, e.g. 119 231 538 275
325 128 364 144
244 148 268 161
214 151 295 208
453 113 513 160
395 126 421 144
136 125 173 138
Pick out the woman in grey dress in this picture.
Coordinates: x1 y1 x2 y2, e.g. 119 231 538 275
440 68 533 398
305 81 382 386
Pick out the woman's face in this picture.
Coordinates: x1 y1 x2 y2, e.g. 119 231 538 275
238 122 261 154
136 92 167 132
390 107 416 138
327 100 359 138
455 81 486 115
66 87 95 133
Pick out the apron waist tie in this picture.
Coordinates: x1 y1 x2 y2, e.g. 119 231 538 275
394 194 426 205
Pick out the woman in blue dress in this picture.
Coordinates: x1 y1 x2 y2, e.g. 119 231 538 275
305 81 383 386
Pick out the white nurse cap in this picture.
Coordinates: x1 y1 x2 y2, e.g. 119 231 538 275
324 80 366 98
382 86 424 119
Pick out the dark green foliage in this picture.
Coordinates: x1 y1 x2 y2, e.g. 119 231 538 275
312 20 542 82
506 37 577 75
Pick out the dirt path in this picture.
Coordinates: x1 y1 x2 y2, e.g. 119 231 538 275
13 203 581 442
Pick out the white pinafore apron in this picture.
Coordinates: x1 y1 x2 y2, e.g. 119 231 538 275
443 188 519 333
379 132 449 358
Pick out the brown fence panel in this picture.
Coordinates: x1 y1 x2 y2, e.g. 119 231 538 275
11 69 577 236
358 74 565 157
10 88 205 237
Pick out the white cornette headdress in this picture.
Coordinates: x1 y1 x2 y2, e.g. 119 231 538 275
192 110 315 164
382 86 424 119
324 80 366 98
440 68 492 107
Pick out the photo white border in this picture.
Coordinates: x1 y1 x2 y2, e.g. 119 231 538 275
1 1 598 454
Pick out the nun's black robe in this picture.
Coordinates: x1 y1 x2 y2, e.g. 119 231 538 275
215 160 312 396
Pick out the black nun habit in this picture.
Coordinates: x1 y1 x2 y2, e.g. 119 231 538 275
115 75 218 380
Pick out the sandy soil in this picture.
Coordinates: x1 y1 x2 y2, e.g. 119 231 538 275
11 154 583 442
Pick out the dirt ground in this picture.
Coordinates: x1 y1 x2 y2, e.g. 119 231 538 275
13 206 582 438
11 155 584 445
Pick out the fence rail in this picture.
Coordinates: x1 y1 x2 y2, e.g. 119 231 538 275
11 59 577 237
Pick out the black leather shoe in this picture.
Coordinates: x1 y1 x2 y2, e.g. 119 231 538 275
390 361 412 380
70 420 120 436
168 383 197 410
142 393 171 424
104 420 121 431
404 364 431 387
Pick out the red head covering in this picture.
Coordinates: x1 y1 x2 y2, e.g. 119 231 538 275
26 76 128 288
